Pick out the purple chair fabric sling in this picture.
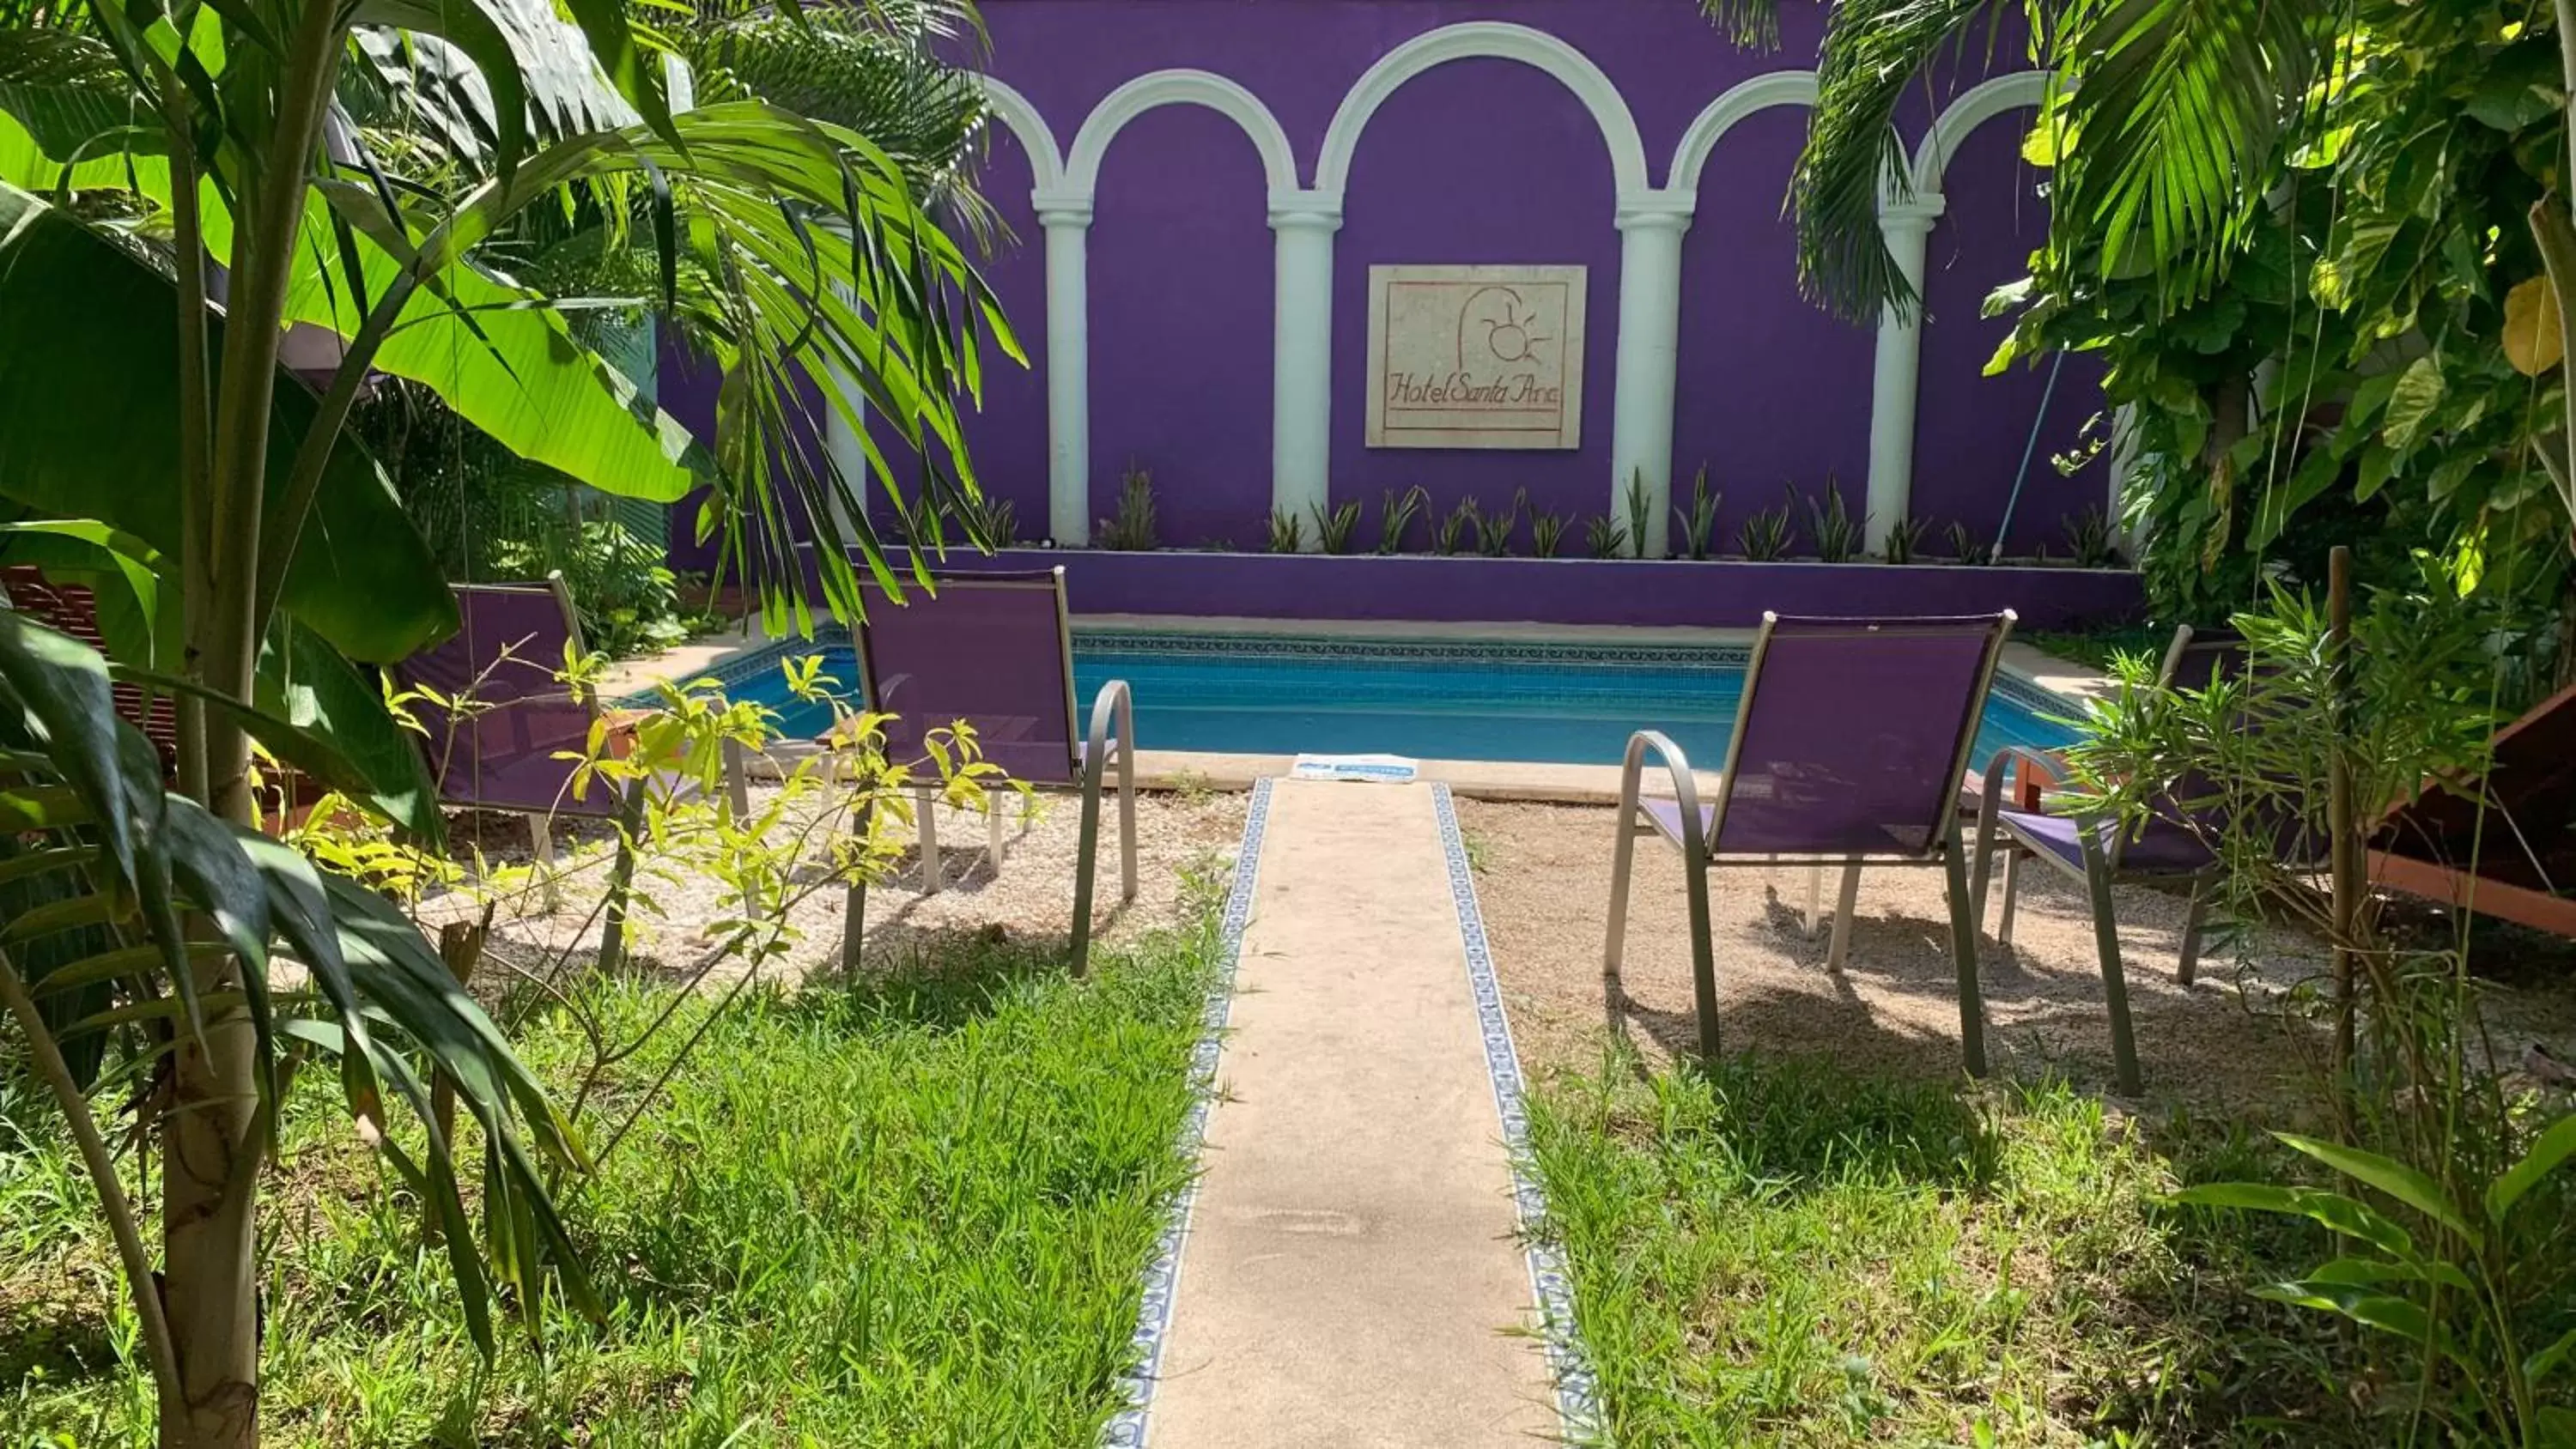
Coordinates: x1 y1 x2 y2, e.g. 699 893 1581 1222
841 567 1135 975
1968 624 2247 1093
395 575 649 968
1604 612 2016 1072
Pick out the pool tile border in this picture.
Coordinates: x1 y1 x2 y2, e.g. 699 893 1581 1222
1101 776 1274 1448
1431 783 1605 1443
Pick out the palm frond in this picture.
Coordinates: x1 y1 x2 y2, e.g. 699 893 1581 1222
2048 0 2327 306
1698 0 1781 50
1794 0 2000 323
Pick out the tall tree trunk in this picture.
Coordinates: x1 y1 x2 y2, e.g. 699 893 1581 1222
159 0 343 1439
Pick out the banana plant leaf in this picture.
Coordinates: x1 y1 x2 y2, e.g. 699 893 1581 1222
0 180 454 663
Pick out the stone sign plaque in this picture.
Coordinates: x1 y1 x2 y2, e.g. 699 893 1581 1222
1365 264 1587 450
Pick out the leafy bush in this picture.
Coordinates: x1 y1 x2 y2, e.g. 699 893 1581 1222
2062 563 2576 1441
488 518 694 658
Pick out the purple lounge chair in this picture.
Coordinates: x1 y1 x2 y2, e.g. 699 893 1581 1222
395 574 650 968
1968 624 2247 1094
1604 612 2017 1072
840 567 1135 975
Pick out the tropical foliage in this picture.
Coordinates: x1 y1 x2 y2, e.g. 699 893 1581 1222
0 0 1013 1439
1715 0 2576 634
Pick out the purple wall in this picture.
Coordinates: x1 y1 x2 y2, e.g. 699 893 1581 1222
1673 103 1875 552
1089 105 1278 547
1911 106 2105 556
669 1 2112 579
939 128 1053 542
1329 57 1619 543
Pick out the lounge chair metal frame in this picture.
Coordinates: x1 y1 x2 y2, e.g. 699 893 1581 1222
405 573 656 972
837 567 1136 976
1604 611 2016 1073
1965 624 2237 1094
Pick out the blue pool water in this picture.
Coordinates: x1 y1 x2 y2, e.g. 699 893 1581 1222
727 634 2080 768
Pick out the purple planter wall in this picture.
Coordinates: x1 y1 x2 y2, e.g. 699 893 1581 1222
887 548 2144 633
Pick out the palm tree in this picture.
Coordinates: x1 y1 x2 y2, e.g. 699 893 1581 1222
0 0 1013 1440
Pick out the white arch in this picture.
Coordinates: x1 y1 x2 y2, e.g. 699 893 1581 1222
1911 70 2050 194
1062 69 1300 201
976 76 1064 191
1668 70 1815 195
1314 21 1649 201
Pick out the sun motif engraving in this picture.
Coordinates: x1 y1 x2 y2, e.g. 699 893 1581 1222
1455 285 1552 369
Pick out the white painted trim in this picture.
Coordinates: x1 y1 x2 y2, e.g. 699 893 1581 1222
978 76 1066 192
1314 21 1650 203
1064 69 1300 200
1910 70 2050 194
1667 70 1816 195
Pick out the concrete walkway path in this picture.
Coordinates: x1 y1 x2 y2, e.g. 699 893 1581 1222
1145 780 1556 1447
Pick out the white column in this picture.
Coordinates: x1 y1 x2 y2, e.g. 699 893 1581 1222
1036 195 1094 547
1607 192 1690 555
1610 194 1694 560
1268 191 1342 546
1865 198 1944 554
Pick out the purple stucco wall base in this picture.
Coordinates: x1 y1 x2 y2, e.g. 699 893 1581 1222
867 549 2143 631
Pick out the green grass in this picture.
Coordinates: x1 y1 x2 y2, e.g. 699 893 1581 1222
1528 1052 2372 1447
3 915 1221 1446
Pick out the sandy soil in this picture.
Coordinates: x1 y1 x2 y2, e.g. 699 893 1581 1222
417 785 1248 994
1460 798 2576 1107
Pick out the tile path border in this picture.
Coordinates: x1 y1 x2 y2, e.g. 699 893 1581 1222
1101 776 1275 1448
1431 783 1606 1443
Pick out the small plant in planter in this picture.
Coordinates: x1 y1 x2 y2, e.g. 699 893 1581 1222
1312 500 1362 555
1476 488 1527 556
1807 480 1862 563
1529 509 1569 558
1436 496 1479 555
961 491 1019 549
1882 513 1930 564
2063 504 2124 567
1097 469 1158 550
1735 495 1794 561
1623 469 1653 559
1584 513 1629 560
1267 507 1304 555
1672 464 1721 561
1943 520 1989 565
1377 485 1430 555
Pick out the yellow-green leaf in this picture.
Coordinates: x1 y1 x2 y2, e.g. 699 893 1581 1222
2506 275 2565 376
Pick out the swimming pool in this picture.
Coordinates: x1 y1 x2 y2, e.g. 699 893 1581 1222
708 631 2081 768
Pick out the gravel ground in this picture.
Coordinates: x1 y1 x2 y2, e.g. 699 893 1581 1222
1459 798 2576 1107
418 785 1248 993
